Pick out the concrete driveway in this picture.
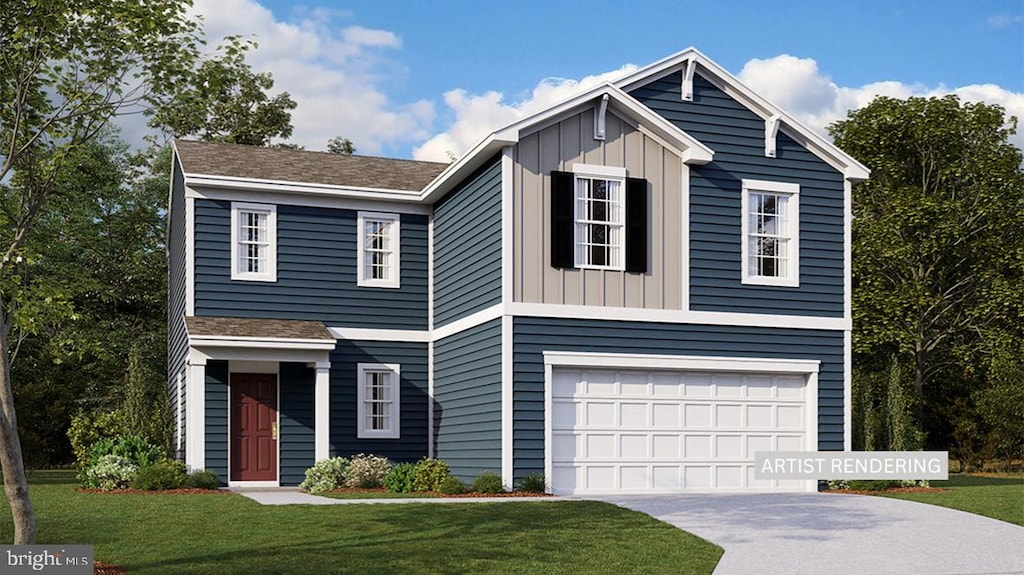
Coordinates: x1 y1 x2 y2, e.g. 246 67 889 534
598 492 1024 575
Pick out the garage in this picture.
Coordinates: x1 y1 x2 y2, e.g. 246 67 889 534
545 354 820 495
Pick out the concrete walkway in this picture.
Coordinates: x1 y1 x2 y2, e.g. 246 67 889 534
598 492 1024 575
230 488 556 505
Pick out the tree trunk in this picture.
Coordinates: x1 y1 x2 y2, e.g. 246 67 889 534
0 306 35 544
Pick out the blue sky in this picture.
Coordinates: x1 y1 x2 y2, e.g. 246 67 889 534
183 0 1024 160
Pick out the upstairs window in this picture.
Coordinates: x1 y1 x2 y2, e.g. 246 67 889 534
741 179 800 287
231 202 277 282
357 363 400 439
357 212 400 288
550 165 647 273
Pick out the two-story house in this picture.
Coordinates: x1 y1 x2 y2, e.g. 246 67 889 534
167 47 868 495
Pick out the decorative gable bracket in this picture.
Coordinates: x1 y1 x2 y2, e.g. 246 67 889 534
765 114 782 158
681 59 697 101
593 94 610 140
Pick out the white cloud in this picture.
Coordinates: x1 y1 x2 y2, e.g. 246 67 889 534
166 0 434 154
737 54 1024 150
987 13 1024 28
412 66 637 162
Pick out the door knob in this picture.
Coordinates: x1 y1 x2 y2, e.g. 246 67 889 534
272 421 278 440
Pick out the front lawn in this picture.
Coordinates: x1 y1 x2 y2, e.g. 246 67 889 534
2 471 722 574
878 473 1024 526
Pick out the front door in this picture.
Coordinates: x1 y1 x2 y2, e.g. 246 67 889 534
230 373 278 482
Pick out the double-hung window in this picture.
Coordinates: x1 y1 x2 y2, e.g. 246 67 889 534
550 164 647 273
230 202 277 282
357 212 400 288
741 179 800 287
356 363 400 439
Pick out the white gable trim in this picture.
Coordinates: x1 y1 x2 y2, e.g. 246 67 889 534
615 47 870 182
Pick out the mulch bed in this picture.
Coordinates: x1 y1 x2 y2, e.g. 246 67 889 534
826 487 947 495
94 561 126 575
75 487 228 495
322 487 552 498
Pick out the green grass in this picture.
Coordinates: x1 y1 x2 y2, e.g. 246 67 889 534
878 473 1024 526
317 490 439 499
2 471 722 574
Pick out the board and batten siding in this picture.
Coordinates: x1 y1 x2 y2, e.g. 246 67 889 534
630 72 845 317
329 340 429 462
204 360 229 486
511 317 844 481
432 155 502 326
167 158 189 457
279 362 315 486
513 109 684 310
433 319 502 480
193 199 428 329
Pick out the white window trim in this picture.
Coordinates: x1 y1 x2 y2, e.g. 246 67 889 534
571 163 627 271
356 363 401 439
230 202 277 282
741 179 800 287
357 211 401 288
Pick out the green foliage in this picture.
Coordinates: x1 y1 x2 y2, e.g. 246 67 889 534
86 435 164 470
326 137 356 155
82 455 139 491
471 472 506 494
344 454 392 489
151 37 296 146
517 473 547 493
383 463 417 493
182 469 221 490
131 461 186 491
437 476 467 495
974 343 1024 467
67 410 126 467
412 458 451 492
852 358 923 451
846 480 903 492
299 457 349 494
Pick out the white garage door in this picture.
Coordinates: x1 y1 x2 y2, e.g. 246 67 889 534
550 368 811 494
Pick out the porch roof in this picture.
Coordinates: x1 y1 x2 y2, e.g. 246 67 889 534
185 316 334 341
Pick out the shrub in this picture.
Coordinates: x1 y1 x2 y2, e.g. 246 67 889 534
517 473 547 493
438 475 466 495
132 461 186 491
299 457 349 493
826 480 850 491
83 455 139 490
345 454 392 489
412 458 450 492
384 462 417 493
87 435 164 470
68 410 126 466
847 480 901 491
183 469 221 490
472 472 506 494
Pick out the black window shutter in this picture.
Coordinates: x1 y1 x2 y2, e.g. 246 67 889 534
550 171 575 268
625 177 648 273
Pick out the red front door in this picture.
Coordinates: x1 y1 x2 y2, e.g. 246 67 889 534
230 373 278 482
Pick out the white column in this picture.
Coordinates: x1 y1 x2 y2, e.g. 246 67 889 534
185 354 207 471
314 362 331 461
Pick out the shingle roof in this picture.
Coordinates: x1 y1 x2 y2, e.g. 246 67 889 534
185 316 334 341
174 140 448 192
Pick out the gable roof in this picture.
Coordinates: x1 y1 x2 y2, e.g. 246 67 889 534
613 47 870 181
174 140 448 193
421 83 716 202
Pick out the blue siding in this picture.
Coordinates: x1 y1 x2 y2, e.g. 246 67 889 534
433 155 502 326
194 200 428 329
630 73 846 317
433 319 502 481
330 340 429 462
512 317 845 481
204 360 229 486
167 158 188 458
280 362 315 486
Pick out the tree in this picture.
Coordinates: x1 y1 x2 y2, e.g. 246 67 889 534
0 1 199 543
327 137 356 155
830 96 1024 409
151 37 296 146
